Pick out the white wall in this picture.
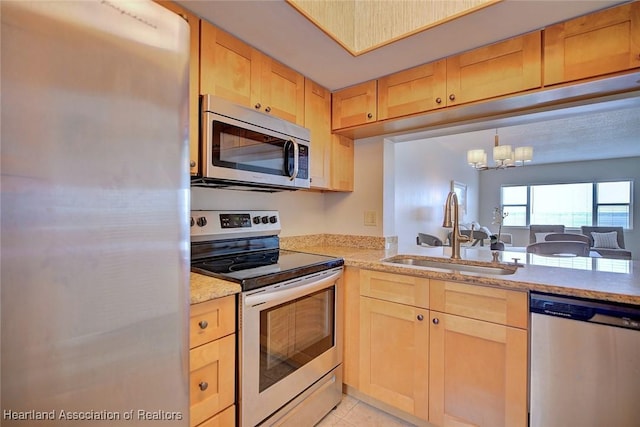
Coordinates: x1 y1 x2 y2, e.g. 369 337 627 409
191 187 327 237
478 156 640 259
324 136 386 236
191 136 387 238
393 136 480 247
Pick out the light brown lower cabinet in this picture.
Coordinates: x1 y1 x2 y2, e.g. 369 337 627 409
189 295 237 427
359 296 429 421
348 269 529 427
428 312 528 427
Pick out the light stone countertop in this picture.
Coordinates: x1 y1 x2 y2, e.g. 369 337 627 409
190 272 241 304
189 244 640 306
294 244 640 306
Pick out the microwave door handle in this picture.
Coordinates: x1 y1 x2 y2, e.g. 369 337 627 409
286 138 299 181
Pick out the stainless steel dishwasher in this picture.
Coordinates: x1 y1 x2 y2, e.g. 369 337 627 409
530 292 640 427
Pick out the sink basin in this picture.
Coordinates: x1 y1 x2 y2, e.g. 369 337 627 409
382 256 518 276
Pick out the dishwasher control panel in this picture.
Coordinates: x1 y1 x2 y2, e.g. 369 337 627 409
531 292 640 330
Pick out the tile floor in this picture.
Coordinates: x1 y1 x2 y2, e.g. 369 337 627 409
315 394 417 427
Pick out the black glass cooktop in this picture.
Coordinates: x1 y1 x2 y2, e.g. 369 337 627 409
191 248 344 291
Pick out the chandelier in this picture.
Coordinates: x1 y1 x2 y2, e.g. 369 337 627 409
467 129 533 170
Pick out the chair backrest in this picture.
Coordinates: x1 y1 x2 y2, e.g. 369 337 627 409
580 226 625 249
417 233 443 247
529 224 565 243
526 241 590 256
544 233 591 245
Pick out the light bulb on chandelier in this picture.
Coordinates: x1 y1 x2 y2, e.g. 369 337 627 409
467 129 533 170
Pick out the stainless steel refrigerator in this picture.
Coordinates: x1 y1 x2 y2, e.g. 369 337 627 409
1 1 190 425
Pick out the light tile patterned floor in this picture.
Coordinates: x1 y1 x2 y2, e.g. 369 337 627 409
315 394 418 427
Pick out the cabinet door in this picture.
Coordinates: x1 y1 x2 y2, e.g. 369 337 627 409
360 297 429 421
332 80 377 129
156 1 200 175
200 20 255 107
330 134 354 192
190 334 236 427
378 60 447 120
544 2 640 85
190 295 236 349
430 280 527 329
196 405 235 427
342 267 360 388
360 269 429 309
429 313 528 427
254 53 305 125
446 31 542 106
305 79 332 189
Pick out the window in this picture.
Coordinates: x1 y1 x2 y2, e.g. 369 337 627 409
501 181 633 228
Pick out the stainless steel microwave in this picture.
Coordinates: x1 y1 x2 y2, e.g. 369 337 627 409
194 95 310 191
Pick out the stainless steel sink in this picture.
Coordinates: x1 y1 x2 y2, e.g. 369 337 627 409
382 256 518 275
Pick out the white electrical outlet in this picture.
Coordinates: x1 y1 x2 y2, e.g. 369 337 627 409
364 210 377 226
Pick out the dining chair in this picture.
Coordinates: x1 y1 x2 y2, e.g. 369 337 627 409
529 225 565 244
417 233 443 247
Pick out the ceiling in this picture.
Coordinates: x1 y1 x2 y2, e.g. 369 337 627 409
178 0 640 165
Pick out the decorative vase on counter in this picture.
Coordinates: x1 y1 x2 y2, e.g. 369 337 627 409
490 241 505 251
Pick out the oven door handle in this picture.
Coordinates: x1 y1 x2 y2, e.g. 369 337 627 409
244 269 342 309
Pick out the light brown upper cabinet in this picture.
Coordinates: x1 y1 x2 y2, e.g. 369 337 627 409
156 1 201 175
332 80 377 130
544 1 640 86
378 59 447 120
253 52 305 125
200 20 304 125
446 31 542 107
305 79 332 189
304 79 354 191
330 135 354 192
200 20 254 107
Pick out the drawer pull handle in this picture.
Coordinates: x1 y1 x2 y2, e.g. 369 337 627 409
417 314 424 321
199 381 208 391
198 320 208 329
432 317 440 325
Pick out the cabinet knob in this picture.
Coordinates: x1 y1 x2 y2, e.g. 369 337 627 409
417 314 424 321
198 320 208 329
432 317 440 325
449 94 456 101
254 103 261 109
198 381 208 391
190 160 196 168
367 113 373 119
264 106 271 113
436 97 442 104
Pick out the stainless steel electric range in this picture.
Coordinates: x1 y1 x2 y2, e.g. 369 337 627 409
191 210 344 427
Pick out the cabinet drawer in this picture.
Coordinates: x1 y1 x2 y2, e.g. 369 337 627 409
196 405 235 427
190 334 236 427
360 270 429 309
190 295 236 349
430 280 527 329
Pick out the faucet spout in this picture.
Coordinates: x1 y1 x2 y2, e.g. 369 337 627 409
443 191 470 259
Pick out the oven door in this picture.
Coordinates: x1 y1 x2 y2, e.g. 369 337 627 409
240 267 343 427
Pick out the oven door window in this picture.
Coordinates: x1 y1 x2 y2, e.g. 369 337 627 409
212 120 291 177
259 286 335 392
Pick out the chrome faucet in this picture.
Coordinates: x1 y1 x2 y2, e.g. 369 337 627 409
443 191 471 259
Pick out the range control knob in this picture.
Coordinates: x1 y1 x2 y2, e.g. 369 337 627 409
190 217 195 227
253 216 261 225
269 215 278 224
261 216 269 224
196 217 207 227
